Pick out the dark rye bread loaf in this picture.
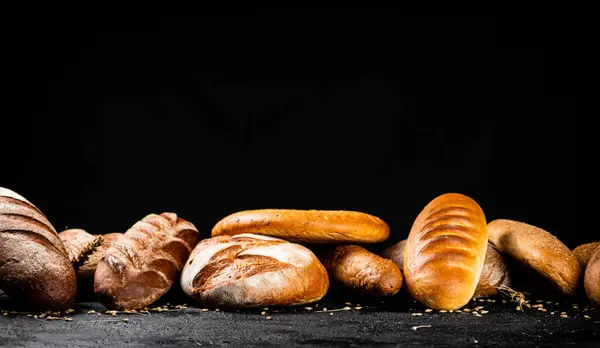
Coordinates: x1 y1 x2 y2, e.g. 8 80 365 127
0 187 76 310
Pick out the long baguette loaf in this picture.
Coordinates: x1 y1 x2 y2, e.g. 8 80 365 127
0 187 76 310
94 213 200 310
180 233 329 308
211 209 389 243
319 244 402 296
487 219 581 296
585 246 600 307
404 193 488 310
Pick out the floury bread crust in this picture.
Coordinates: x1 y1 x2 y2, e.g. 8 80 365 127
211 209 389 244
181 234 329 308
94 213 200 310
404 193 488 310
487 219 581 296
0 187 77 311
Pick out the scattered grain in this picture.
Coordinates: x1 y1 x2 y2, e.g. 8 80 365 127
121 319 129 323
463 309 471 312
439 310 447 313
412 313 423 316
266 316 271 320
261 311 266 316
425 309 433 313
88 310 96 314
560 314 568 318
345 302 352 306
480 310 489 314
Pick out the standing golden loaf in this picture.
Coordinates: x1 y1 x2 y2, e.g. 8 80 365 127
487 219 581 297
94 213 200 310
404 193 488 310
211 209 389 243
0 187 77 311
180 234 329 308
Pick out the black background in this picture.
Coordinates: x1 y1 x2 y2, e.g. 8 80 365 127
2 13 581 247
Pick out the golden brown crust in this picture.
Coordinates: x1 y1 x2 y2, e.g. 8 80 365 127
404 193 488 310
94 213 200 310
584 246 600 307
181 234 329 308
211 209 389 244
473 244 510 298
320 245 402 296
0 187 76 311
573 242 600 269
487 219 581 296
381 240 406 271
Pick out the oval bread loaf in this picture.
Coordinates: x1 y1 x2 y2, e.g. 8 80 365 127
381 239 406 271
320 244 403 296
573 242 600 269
94 213 200 310
0 187 77 310
211 209 389 243
584 246 600 307
487 219 581 296
404 193 488 310
180 233 329 308
473 244 510 298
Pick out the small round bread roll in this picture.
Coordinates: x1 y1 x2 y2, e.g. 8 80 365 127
404 193 488 310
211 209 389 244
573 242 600 269
381 239 407 271
473 244 510 298
585 246 600 307
180 233 329 308
320 245 403 296
487 219 581 296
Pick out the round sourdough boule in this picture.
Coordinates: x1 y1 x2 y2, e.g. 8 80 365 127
319 244 403 296
585 246 600 306
381 239 407 271
404 193 488 310
473 244 510 298
573 242 600 269
211 209 389 244
487 219 581 297
180 233 329 308
0 187 77 311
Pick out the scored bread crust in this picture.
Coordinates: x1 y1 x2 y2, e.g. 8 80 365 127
94 213 200 310
211 209 389 244
180 233 329 308
404 193 488 310
487 219 581 296
0 187 77 310
59 229 121 282
584 246 600 307
473 244 510 298
573 242 600 269
319 244 403 296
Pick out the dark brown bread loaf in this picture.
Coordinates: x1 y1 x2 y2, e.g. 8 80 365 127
94 213 200 310
320 245 402 296
404 193 488 310
473 244 510 298
381 239 407 271
0 187 76 310
585 246 600 307
180 234 329 308
573 242 600 269
212 209 389 243
487 219 581 296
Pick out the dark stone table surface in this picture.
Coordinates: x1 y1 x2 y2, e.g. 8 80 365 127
2 292 599 347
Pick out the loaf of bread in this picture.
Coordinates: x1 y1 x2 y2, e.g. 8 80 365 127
180 233 329 308
473 244 510 298
573 242 600 269
404 193 488 310
59 229 121 293
585 246 600 306
381 239 406 271
487 219 581 296
319 244 402 296
0 187 76 310
94 213 200 310
211 209 389 243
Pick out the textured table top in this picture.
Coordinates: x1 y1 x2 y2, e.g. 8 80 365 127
2 292 599 347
